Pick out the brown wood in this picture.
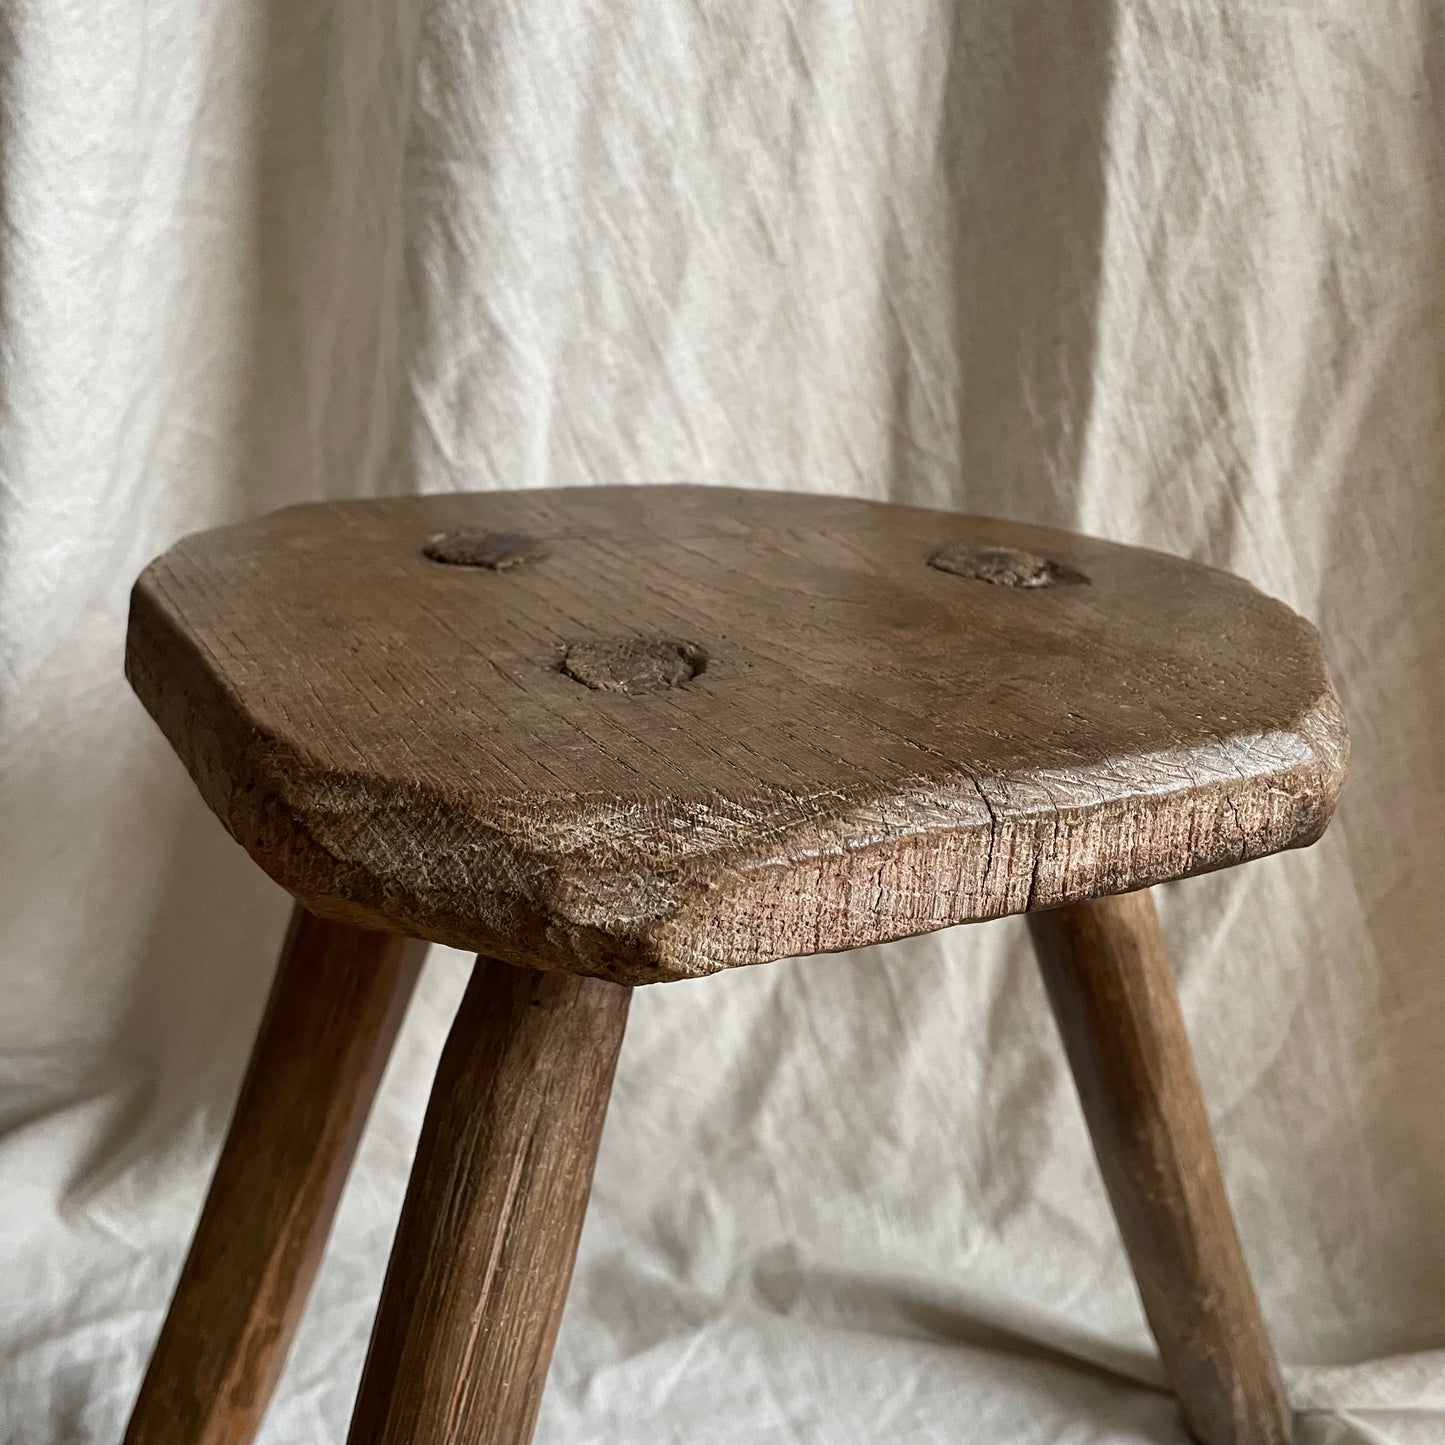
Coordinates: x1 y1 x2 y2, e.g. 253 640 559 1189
126 487 1347 984
123 907 426 1445
346 955 630 1445
1028 889 1292 1445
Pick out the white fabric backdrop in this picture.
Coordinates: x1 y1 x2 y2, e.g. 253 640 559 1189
2 2 1442 1441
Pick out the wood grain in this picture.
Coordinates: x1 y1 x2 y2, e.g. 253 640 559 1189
123 907 426 1445
126 486 1347 982
1028 890 1292 1445
346 956 630 1445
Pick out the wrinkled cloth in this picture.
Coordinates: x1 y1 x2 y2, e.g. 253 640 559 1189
2 2 1443 1442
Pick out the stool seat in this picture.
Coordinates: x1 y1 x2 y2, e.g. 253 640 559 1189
126 485 1346 983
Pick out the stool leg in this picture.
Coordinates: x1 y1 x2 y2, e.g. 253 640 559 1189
346 957 631 1445
1027 889 1291 1445
124 906 426 1445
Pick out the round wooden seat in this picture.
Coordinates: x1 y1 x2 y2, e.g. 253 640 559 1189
127 485 1346 984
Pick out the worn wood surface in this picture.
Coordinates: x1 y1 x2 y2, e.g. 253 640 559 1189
1028 890 1292 1445
123 907 426 1445
126 486 1347 983
346 956 630 1445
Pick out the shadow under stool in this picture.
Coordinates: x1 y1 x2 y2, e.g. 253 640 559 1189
120 485 1348 1445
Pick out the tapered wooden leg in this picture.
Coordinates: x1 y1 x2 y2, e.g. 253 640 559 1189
346 957 631 1445
1028 889 1291 1445
124 907 427 1445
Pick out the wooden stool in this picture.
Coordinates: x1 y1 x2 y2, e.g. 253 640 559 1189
121 486 1347 1445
